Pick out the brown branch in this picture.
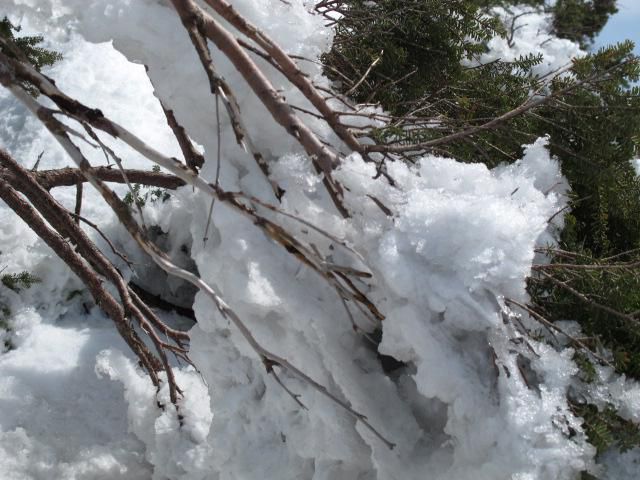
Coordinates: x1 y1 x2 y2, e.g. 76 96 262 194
344 51 382 97
0 148 187 404
504 298 613 367
165 11 283 199
67 210 133 269
74 179 83 223
171 0 348 216
0 45 378 324
0 174 163 386
533 261 640 271
202 0 368 158
0 13 408 451
3 77 393 449
80 122 148 229
160 102 205 171
537 270 640 326
81 130 393 447
363 60 634 154
25 166 185 191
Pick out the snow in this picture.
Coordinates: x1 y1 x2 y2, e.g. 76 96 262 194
0 306 153 479
477 5 584 77
0 1 637 479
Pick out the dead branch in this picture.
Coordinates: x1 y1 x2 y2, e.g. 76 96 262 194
0 173 163 387
363 59 635 154
0 51 392 448
29 166 185 190
158 15 283 200
202 0 368 157
536 270 640 326
0 47 381 327
159 101 205 172
0 148 188 406
129 281 196 321
67 210 133 269
504 297 613 367
74 179 82 222
170 0 348 216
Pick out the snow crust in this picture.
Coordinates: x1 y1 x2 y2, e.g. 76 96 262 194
0 1 637 479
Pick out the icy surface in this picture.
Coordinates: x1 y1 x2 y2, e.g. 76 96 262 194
0 1 636 480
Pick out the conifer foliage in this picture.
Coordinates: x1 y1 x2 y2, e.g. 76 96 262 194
320 0 640 465
553 0 618 46
0 17 61 96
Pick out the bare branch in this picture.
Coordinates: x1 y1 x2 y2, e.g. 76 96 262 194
171 0 348 216
74 179 82 223
363 60 634 154
165 8 283 199
0 147 187 406
159 101 205 171
0 170 163 387
0 48 378 323
202 0 368 158
30 166 185 190
0 67 392 449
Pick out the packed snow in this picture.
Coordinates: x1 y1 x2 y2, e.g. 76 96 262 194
0 1 638 479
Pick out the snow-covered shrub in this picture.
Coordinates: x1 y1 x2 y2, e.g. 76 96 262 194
0 1 638 479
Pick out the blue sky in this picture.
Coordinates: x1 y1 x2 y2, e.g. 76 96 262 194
595 0 640 54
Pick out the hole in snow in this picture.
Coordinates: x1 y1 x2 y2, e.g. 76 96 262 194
128 225 199 324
